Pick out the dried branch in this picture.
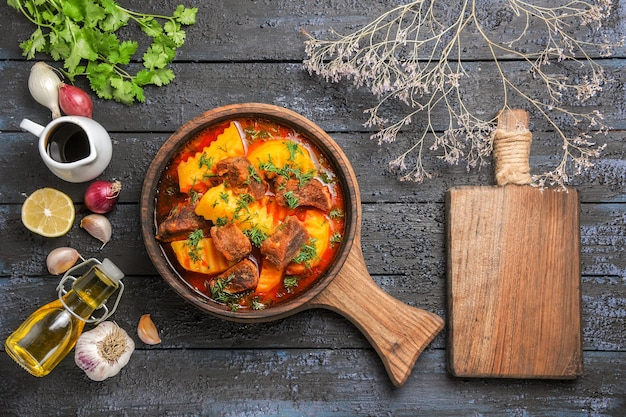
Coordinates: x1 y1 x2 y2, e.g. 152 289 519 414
303 0 623 186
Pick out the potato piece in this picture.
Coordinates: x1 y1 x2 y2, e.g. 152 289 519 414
247 139 317 178
301 209 331 267
195 183 238 224
171 237 230 274
178 122 246 193
256 262 284 294
195 183 275 235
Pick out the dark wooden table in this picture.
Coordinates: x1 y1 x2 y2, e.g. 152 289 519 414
1 1 624 415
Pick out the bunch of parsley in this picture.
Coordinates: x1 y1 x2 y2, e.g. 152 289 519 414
8 0 198 104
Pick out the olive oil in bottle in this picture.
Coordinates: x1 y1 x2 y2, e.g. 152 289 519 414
5 258 124 377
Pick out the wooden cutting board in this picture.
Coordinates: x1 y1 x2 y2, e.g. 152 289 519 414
446 109 583 379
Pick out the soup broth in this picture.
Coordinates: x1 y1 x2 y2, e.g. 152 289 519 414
155 118 346 311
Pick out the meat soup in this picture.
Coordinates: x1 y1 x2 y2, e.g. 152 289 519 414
155 118 346 311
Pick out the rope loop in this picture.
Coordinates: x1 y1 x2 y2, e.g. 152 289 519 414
492 111 532 185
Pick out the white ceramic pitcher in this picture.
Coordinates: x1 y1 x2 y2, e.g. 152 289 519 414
20 116 112 183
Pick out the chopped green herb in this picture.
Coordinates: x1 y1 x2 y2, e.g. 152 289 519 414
258 156 313 186
198 152 214 169
247 165 262 184
258 157 281 177
282 191 299 209
319 170 336 184
236 193 254 209
216 217 228 226
210 275 240 311
330 232 343 248
292 238 318 267
202 173 218 182
244 127 274 141
251 298 265 310
284 141 302 161
233 194 255 220
185 229 204 262
329 208 344 219
283 276 299 291
189 190 200 204
292 168 315 187
243 227 269 247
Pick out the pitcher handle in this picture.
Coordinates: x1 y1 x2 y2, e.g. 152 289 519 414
20 119 45 137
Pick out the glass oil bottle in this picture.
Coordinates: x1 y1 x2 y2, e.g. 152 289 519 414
5 258 124 377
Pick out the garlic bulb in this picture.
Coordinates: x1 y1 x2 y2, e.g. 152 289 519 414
74 321 135 381
137 314 162 345
28 62 62 119
80 214 112 249
46 247 81 275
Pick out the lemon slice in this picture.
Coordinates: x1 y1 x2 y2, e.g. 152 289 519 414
21 188 75 237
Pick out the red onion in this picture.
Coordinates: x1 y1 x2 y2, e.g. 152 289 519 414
85 180 122 214
59 83 93 118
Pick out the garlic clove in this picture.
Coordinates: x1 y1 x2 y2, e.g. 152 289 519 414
80 214 112 249
46 247 81 275
137 314 162 345
74 321 135 381
28 62 62 119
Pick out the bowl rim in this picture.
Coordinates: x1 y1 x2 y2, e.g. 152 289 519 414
140 103 361 322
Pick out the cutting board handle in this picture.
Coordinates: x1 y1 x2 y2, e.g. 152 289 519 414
310 237 444 387
493 109 532 185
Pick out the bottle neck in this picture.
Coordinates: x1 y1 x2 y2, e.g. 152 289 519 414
63 264 120 320
61 290 96 320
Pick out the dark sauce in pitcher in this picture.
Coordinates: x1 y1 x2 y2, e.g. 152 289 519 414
46 123 91 163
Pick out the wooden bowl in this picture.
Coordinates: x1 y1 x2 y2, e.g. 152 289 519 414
140 103 444 386
141 103 359 322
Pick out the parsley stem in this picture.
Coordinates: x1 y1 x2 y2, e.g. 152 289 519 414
9 0 54 29
114 6 177 23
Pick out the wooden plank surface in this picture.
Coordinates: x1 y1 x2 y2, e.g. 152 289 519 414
0 0 624 415
1 350 624 417
447 186 582 378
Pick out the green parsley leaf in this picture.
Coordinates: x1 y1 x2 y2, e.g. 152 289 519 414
164 20 186 47
139 17 163 38
173 5 198 25
21 28 46 59
9 0 197 105
62 0 84 23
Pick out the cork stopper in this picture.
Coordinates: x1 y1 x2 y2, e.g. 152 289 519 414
492 109 532 186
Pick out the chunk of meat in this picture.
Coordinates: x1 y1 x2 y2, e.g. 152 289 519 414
156 202 212 242
210 223 252 262
274 177 332 212
260 216 309 269
216 156 266 200
210 258 259 294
